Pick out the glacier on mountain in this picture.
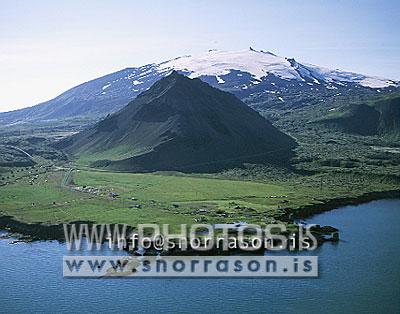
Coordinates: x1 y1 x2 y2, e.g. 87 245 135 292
155 48 397 89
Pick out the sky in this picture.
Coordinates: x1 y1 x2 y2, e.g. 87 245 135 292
0 0 399 112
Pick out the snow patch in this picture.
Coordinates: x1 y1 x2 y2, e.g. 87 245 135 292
326 85 337 90
215 75 225 84
302 63 396 88
102 83 111 90
359 77 396 88
159 49 302 81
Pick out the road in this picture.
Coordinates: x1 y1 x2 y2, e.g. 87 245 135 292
5 145 33 159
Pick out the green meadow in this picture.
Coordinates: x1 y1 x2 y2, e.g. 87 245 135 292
1 162 397 230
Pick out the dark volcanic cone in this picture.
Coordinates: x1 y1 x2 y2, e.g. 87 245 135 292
58 72 297 172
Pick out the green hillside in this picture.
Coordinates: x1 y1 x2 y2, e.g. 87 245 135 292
312 94 400 138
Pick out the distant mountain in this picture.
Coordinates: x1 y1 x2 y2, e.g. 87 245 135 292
58 72 297 172
313 94 400 138
1 48 398 125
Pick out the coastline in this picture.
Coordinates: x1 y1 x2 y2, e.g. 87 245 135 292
283 189 400 220
1 189 399 243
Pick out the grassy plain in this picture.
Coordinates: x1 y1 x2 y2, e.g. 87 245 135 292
0 161 397 231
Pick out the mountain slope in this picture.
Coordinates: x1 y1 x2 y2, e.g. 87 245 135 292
312 94 400 137
1 48 398 125
58 72 297 172
375 95 400 137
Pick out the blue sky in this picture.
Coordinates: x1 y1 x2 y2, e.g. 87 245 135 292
1 0 399 112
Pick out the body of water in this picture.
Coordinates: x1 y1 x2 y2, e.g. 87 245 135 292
1 199 399 313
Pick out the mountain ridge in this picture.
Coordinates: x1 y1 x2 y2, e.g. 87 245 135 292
1 48 398 124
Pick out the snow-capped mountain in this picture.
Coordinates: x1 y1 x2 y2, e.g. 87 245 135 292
160 48 396 89
1 48 398 124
